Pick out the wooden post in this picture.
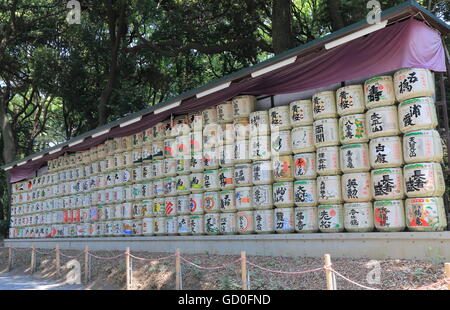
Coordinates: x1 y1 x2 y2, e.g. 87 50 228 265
84 246 89 284
7 247 13 272
445 263 450 290
30 245 36 274
125 247 131 290
324 254 335 290
55 244 61 277
241 251 248 290
175 248 181 290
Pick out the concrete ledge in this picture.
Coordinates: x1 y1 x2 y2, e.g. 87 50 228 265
5 232 450 261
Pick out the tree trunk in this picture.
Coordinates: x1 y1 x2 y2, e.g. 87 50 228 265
0 97 17 165
272 0 294 54
327 0 345 31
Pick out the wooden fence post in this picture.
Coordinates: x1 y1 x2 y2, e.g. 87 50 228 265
175 248 181 290
324 254 335 290
30 245 36 274
7 246 13 272
241 251 248 290
84 246 89 284
55 244 61 277
125 247 131 290
445 263 450 290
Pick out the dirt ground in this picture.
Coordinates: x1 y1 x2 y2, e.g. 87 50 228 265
0 247 448 290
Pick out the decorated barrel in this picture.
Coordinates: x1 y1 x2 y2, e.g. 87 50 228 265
219 190 236 213
219 123 235 145
190 152 204 172
232 95 256 118
219 144 235 167
273 182 294 208
237 210 255 234
163 158 177 177
190 215 204 235
317 175 342 204
364 76 396 108
153 217 167 235
176 157 191 175
163 177 176 197
203 191 220 213
220 212 237 234
294 153 317 180
176 195 191 215
152 141 164 160
316 146 340 176
203 170 220 191
318 204 344 232
291 126 315 154
343 202 374 232
371 168 404 200
340 144 370 173
153 198 166 217
269 105 292 131
274 207 295 233
142 217 154 235
366 105 399 139
166 216 177 235
405 197 447 232
234 164 252 187
290 100 313 127
177 215 191 235
249 111 270 136
313 118 340 148
153 179 165 197
218 167 235 190
254 209 275 234
341 172 372 203
403 130 443 163
312 91 337 120
165 196 177 217
202 107 218 126
190 193 204 215
403 163 445 198
188 112 203 133
249 135 271 160
234 139 251 164
203 148 220 170
394 68 435 102
339 114 368 145
141 199 153 217
203 124 220 149
369 136 403 169
235 187 253 211
272 155 294 182
336 85 365 116
374 200 406 232
294 180 317 207
151 160 164 179
190 173 204 193
171 115 190 137
234 118 250 141
217 102 233 124
252 185 273 209
190 131 203 153
271 130 292 156
398 97 438 133
294 207 319 233
204 213 220 235
175 174 190 195
175 135 191 159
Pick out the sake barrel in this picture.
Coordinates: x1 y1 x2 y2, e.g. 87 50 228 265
188 112 203 133
371 168 404 200
165 196 177 216
272 155 294 182
343 202 374 232
316 146 340 176
163 158 177 177
132 183 143 200
339 114 368 145
151 160 164 180
190 152 204 172
403 163 445 198
203 124 220 149
163 177 177 196
132 202 143 219
152 141 164 160
291 126 315 154
235 187 253 211
153 178 165 197
176 157 191 175
234 164 252 187
219 144 235 167
175 174 191 195
132 166 142 183
237 210 255 234
369 136 403 169
234 118 250 141
204 213 220 235
142 217 154 235
190 193 204 215
249 135 271 160
254 209 275 234
274 207 295 233
234 139 251 164
219 123 235 145
232 95 256 118
269 105 292 131
340 144 370 173
398 97 438 133
252 161 273 185
203 191 220 213
177 195 191 215
143 128 154 145
317 175 342 204
217 102 233 124
171 115 190 137
294 180 317 207
218 167 235 190
219 190 236 213
312 91 337 120
166 216 177 235
202 107 217 126
220 212 237 234
290 100 314 127
318 204 344 233
249 111 270 136
293 153 317 180
403 130 443 164
177 215 191 235
141 199 153 217
189 173 204 193
336 85 365 116
253 185 273 210
123 202 134 219
190 131 203 153
202 170 219 192
374 200 406 232
175 135 191 159
142 181 154 199
341 172 372 203
271 130 292 156
364 76 396 108
273 182 294 208
294 207 319 233
394 68 435 102
366 105 399 139
133 219 143 236
190 215 204 235
313 118 340 148
405 197 447 232
163 138 176 159
154 217 167 235
203 148 220 170
122 220 133 236
153 198 166 217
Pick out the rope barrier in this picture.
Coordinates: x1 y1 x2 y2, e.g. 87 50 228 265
88 252 126 260
327 267 380 290
129 253 177 262
34 248 55 255
179 256 242 270
246 260 324 275
59 251 85 259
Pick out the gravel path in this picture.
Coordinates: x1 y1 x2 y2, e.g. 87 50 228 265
0 273 85 290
